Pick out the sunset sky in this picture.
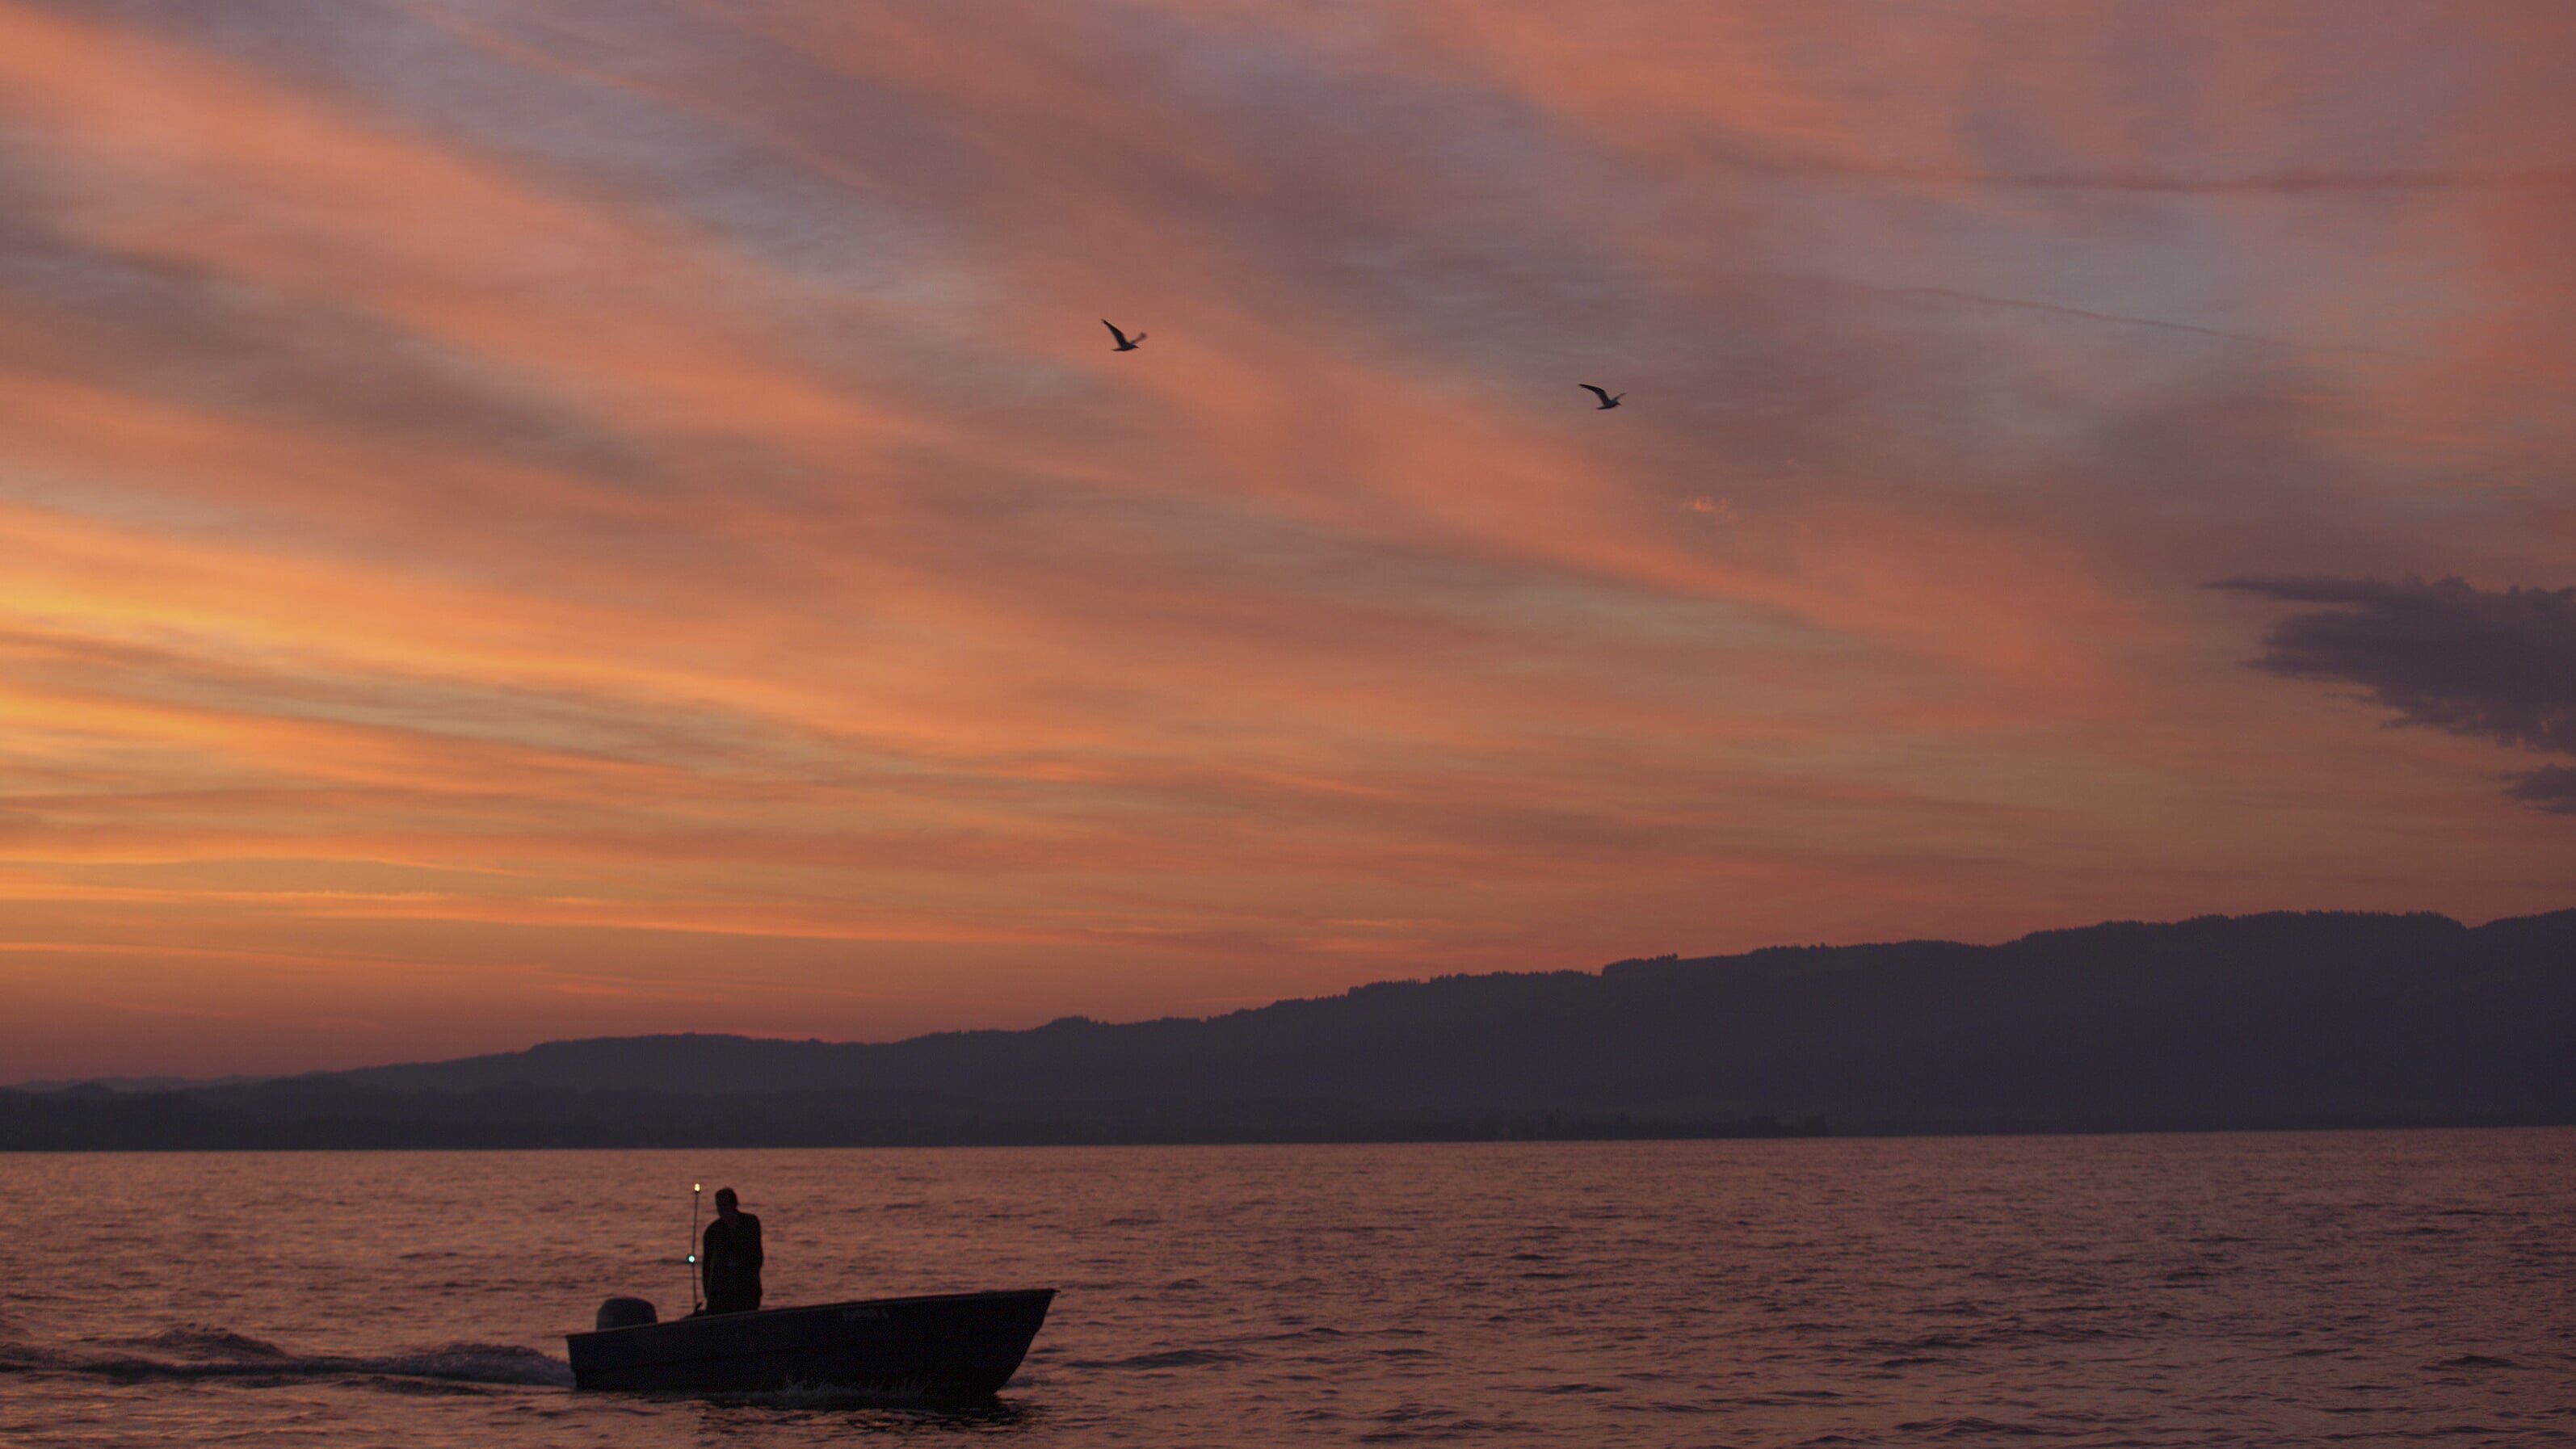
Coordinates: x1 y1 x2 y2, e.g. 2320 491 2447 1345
4 0 2573 1080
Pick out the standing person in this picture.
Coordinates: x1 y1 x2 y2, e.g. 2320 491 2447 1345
700 1187 764 1314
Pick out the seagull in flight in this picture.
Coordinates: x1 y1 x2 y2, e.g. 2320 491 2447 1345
1579 384 1624 410
1102 319 1146 352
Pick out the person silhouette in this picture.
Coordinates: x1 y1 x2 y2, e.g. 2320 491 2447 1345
700 1187 764 1314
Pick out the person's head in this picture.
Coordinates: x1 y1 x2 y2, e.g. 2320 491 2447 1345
715 1186 740 1220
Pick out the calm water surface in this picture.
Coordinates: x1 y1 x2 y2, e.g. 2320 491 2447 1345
0 1132 2569 1447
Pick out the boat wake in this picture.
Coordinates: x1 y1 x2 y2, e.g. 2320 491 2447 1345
0 1325 574 1389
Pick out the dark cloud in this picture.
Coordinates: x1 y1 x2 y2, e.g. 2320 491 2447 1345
2214 576 2576 811
2506 766 2576 814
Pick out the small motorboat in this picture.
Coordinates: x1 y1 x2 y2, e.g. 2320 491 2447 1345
565 1287 1055 1396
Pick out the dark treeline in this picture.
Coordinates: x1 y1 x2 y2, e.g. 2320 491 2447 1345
7 909 2572 1149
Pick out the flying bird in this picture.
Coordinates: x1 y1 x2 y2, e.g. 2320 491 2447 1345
1103 319 1145 352
1579 384 1624 410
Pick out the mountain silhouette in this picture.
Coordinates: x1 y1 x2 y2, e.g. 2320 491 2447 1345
6 909 2572 1149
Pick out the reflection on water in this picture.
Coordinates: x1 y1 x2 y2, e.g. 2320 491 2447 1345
1 1131 2571 1447
680 1396 1036 1438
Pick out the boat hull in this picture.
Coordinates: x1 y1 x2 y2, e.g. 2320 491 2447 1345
565 1287 1054 1396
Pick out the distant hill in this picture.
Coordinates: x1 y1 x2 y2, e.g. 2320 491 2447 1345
6 909 2573 1149
6 1074 268 1095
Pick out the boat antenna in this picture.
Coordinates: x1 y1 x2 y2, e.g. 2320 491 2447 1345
687 1182 704 1313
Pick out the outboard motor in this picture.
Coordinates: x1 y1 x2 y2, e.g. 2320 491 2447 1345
595 1296 658 1330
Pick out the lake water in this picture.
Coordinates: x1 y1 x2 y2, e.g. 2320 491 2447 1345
0 1132 2568 1447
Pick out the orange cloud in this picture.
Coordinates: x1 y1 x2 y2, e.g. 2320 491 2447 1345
2 0 2570 1077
